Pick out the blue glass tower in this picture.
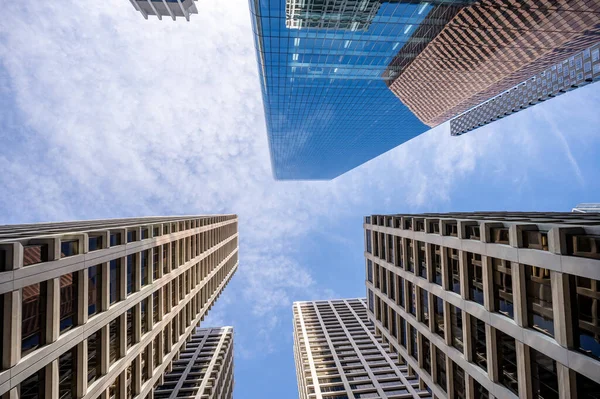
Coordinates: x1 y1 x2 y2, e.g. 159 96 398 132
249 0 471 180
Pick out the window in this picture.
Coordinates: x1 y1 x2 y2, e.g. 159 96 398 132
154 336 160 368
141 346 149 382
450 305 463 353
110 259 121 304
445 221 458 237
576 372 600 399
571 276 600 360
60 240 78 258
409 326 417 359
141 300 148 335
473 379 489 399
399 318 407 348
368 289 374 312
153 248 159 280
523 230 548 251
381 265 387 295
23 244 48 266
127 255 135 295
163 245 169 274
467 253 484 305
391 311 397 338
435 348 446 392
20 368 45 399
58 348 77 399
490 227 509 244
422 336 431 375
171 242 177 268
60 273 78 334
127 230 137 243
88 235 103 251
420 288 429 327
525 265 554 337
408 282 416 316
110 232 122 246
530 348 558 398
470 316 487 371
153 292 159 324
447 249 460 294
109 318 119 365
388 272 395 301
432 245 442 285
406 240 414 272
397 276 404 308
496 330 518 395
417 241 426 278
566 233 600 260
88 265 102 316
452 362 465 399
465 224 480 240
141 250 149 287
387 234 394 264
429 220 440 234
492 258 514 319
433 295 444 338
22 282 46 356
88 331 101 384
395 237 403 267
127 308 133 349
108 376 119 399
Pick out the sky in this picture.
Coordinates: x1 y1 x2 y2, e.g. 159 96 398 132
1 0 600 398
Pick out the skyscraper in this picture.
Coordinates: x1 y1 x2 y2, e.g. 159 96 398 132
293 298 432 398
0 215 238 399
128 0 199 21
154 326 234 399
250 0 600 180
364 212 600 398
572 203 600 213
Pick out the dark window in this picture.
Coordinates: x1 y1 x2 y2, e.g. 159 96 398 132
389 272 395 301
406 240 414 272
153 227 160 237
171 242 177 268
141 300 148 335
410 326 417 359
465 224 480 240
523 230 548 251
153 248 159 280
445 222 458 237
163 286 169 315
430 221 440 234
473 379 489 399
20 368 45 399
58 348 77 399
467 253 484 305
531 348 558 398
447 249 460 294
171 281 177 307
127 309 133 349
422 336 431 375
395 237 403 268
88 236 103 251
368 289 374 312
373 231 379 257
109 232 121 247
381 265 387 295
179 240 184 266
496 330 518 395
60 240 79 258
163 245 168 274
525 265 554 337
490 227 509 244
109 318 119 365
88 331 100 384
576 372 600 399
127 230 136 243
470 316 487 371
142 228 149 240
433 295 444 338
417 241 427 278
397 276 404 308
0 248 6 272
492 258 514 319
408 282 416 316
127 255 135 295
433 245 442 285
436 348 446 392
452 362 465 399
141 250 149 287
566 234 600 260
400 318 407 348
141 346 149 382
404 218 412 230
110 259 121 304
88 265 102 316
108 376 119 399
571 276 600 361
387 234 394 264
391 311 397 338
153 292 159 324
59 273 78 334
153 336 160 368
450 305 463 353
22 282 46 356
420 288 429 326
23 244 48 266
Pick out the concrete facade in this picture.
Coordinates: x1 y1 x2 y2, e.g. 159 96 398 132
0 215 238 399
128 0 198 21
153 326 233 399
364 212 600 399
293 298 432 399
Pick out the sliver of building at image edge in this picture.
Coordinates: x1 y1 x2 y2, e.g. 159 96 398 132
0 215 238 399
247 0 600 180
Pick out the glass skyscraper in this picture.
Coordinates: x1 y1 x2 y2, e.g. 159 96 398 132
250 0 473 180
250 0 600 180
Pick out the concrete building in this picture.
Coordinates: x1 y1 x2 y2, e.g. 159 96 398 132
293 298 432 399
364 212 600 399
572 203 600 213
0 215 238 399
153 326 233 399
128 0 198 21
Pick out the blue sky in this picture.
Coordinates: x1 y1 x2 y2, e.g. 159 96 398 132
1 0 600 398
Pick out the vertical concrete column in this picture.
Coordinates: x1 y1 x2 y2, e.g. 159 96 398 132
551 271 574 348
558 365 577 399
134 304 142 343
78 268 89 325
101 262 110 311
1 387 18 399
119 313 127 357
76 339 88 397
465 375 475 399
2 290 21 368
133 354 142 395
482 256 494 312
441 247 450 291
118 369 127 399
45 359 59 399
146 297 153 335
165 243 171 275
516 341 532 399
486 325 499 383
174 277 180 306
512 262 527 328
147 340 154 378
425 243 434 282
446 355 455 399
428 292 435 333
415 286 423 323
459 251 469 300
157 331 164 365
46 278 60 344
187 235 192 263
411 238 418 275
401 238 408 270
165 321 172 355
100 325 110 374
97 389 109 399
157 289 164 321
463 313 473 362
157 243 164 279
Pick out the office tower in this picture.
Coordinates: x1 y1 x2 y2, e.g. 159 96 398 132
572 203 600 213
364 212 600 399
128 0 198 21
293 298 432 398
384 1 600 136
0 215 238 399
251 0 600 180
250 1 475 180
154 326 233 399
